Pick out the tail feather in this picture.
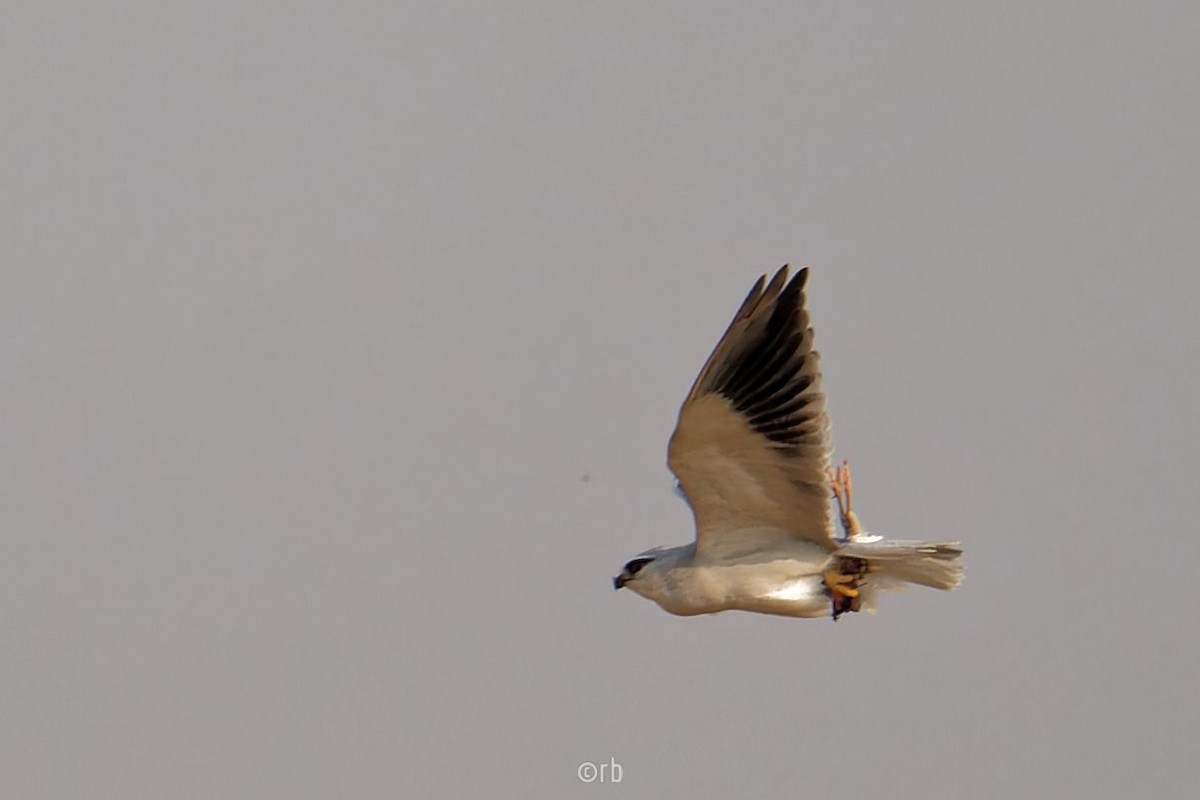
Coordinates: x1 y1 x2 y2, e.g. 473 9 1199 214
838 538 964 591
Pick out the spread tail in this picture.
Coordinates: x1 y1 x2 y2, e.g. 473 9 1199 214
838 538 964 592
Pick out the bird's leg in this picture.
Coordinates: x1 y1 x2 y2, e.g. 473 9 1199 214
824 556 868 621
827 460 862 540
826 463 866 618
823 568 859 598
824 569 857 622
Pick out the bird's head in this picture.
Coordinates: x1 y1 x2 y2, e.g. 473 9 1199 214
612 555 656 591
613 546 680 594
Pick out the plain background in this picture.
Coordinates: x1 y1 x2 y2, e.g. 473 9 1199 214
4 2 1199 798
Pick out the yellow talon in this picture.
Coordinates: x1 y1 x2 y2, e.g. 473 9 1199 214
823 569 859 598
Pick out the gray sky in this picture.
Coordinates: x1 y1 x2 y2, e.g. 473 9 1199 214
4 2 1199 798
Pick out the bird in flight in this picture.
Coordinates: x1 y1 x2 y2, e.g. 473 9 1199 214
613 266 963 620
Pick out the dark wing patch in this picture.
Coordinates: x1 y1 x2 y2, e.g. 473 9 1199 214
705 268 827 450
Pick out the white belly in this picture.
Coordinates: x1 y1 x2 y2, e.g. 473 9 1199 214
657 557 833 618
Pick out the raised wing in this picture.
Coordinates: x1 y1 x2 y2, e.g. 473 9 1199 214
667 266 836 552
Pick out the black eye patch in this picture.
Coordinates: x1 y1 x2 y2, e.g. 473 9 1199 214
624 557 654 576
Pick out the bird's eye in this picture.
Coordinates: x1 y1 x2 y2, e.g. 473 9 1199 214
625 557 654 576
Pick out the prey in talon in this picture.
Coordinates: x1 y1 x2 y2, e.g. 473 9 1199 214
825 555 868 621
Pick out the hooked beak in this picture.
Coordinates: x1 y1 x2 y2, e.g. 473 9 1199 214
613 571 630 590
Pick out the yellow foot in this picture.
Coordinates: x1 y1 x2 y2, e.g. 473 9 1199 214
824 558 868 620
826 459 862 538
823 568 859 598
